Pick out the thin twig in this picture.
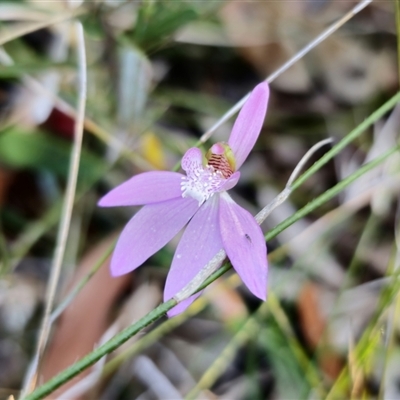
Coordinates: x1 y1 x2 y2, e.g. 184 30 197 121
49 239 116 324
133 356 183 400
0 9 83 46
198 0 373 145
256 138 334 224
20 22 87 398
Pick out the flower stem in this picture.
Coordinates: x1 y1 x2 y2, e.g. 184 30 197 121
22 299 176 400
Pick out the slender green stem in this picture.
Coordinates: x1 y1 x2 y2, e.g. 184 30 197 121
266 145 400 241
292 92 400 191
23 140 400 400
185 291 324 400
23 299 176 400
50 239 116 323
185 301 269 400
102 295 207 376
327 247 400 399
10 201 62 270
267 292 325 397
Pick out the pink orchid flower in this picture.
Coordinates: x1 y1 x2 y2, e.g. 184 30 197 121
99 82 270 316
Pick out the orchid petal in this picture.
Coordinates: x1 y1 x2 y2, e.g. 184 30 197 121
181 147 203 172
110 197 199 276
219 192 268 300
164 195 223 316
228 82 270 169
98 171 184 207
219 171 240 192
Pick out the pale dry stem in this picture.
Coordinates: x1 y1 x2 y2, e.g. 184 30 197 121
20 21 87 398
199 0 373 145
0 9 83 46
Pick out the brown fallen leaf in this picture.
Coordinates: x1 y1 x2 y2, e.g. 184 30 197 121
40 234 131 399
297 282 343 380
204 278 248 329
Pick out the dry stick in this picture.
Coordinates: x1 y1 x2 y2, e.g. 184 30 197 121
348 324 364 400
256 138 334 224
0 9 83 46
0 4 53 22
198 0 373 145
174 138 334 304
19 22 87 398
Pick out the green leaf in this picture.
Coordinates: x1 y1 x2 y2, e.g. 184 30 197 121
131 2 198 51
155 87 230 116
0 61 72 78
0 128 105 185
